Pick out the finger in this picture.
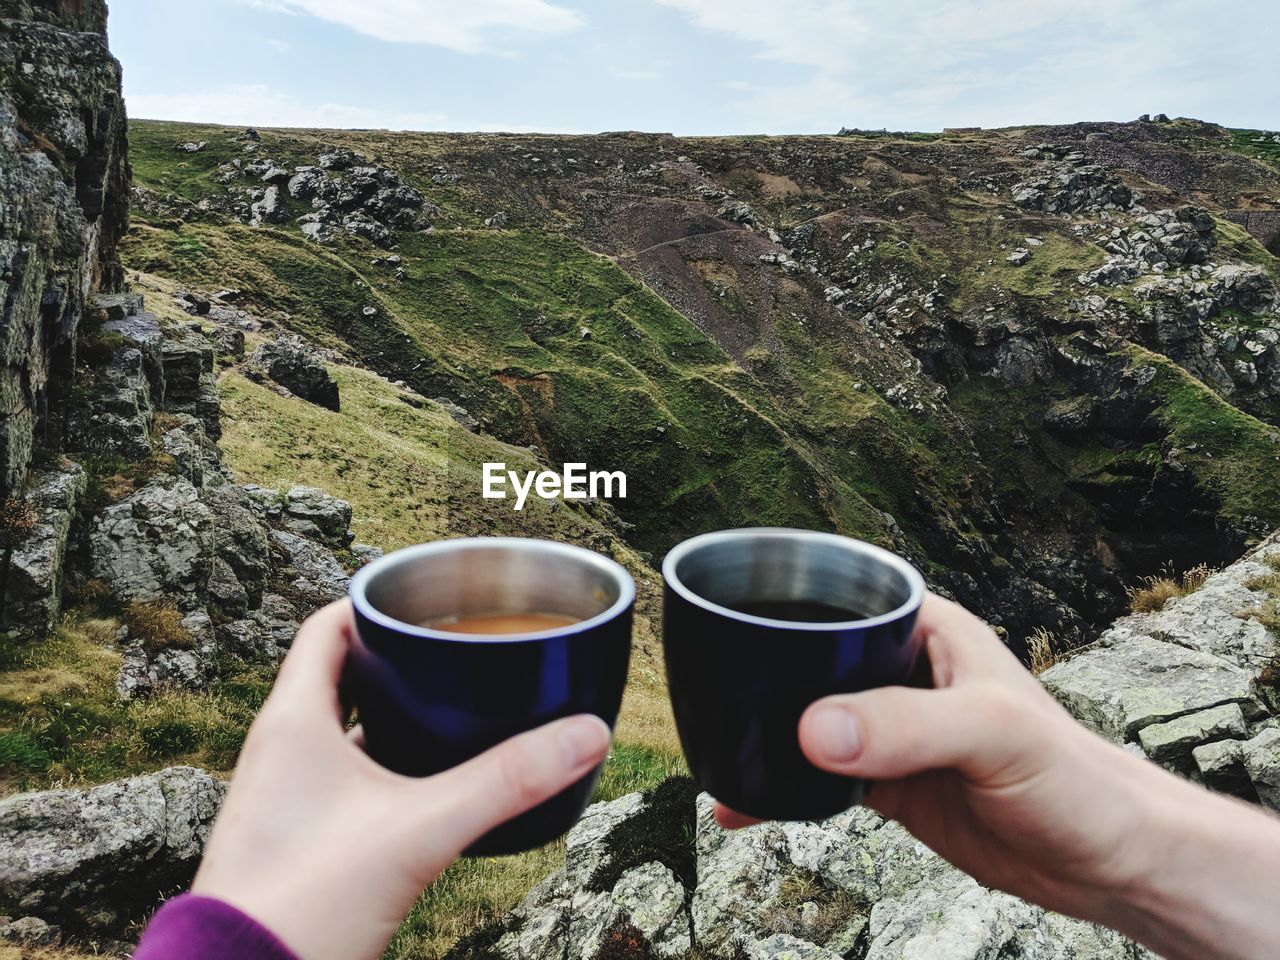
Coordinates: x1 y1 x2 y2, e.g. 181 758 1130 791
913 593 1028 687
713 803 762 831
425 715 612 850
799 685 1032 784
267 600 356 722
346 724 367 750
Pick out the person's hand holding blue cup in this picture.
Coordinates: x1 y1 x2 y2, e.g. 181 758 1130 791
348 537 634 855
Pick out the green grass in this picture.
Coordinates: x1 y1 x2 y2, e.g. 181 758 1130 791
1227 128 1280 174
121 220 870 556
592 743 687 804
1130 345 1280 527
0 613 274 792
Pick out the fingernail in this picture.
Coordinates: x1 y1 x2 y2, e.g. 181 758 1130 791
809 704 862 763
559 717 609 770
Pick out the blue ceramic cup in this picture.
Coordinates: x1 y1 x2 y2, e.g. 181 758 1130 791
348 537 634 855
662 528 926 821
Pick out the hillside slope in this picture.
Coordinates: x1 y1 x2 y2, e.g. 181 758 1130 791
125 117 1280 646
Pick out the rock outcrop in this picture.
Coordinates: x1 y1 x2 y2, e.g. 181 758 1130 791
250 334 341 411
0 767 224 931
1042 532 1280 797
0 0 130 495
0 461 85 642
453 536 1280 960
449 780 1154 960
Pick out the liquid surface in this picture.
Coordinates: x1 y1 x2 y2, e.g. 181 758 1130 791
729 599 870 624
424 611 582 635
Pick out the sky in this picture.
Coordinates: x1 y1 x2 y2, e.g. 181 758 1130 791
110 0 1279 136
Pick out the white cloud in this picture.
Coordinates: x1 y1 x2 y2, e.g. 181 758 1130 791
652 0 1278 130
616 70 662 81
124 83 588 134
126 84 449 130
265 38 292 52
238 0 583 53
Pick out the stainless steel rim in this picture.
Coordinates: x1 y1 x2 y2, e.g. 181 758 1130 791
662 527 926 631
350 537 636 643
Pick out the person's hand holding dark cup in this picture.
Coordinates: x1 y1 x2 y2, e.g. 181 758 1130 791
190 601 611 960
714 593 1280 960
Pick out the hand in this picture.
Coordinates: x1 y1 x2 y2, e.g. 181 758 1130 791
714 593 1179 923
191 600 612 960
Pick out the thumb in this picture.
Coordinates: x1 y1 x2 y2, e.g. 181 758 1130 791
799 684 1028 783
426 715 612 851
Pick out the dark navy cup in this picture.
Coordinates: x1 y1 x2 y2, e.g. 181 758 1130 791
663 529 925 821
348 538 634 855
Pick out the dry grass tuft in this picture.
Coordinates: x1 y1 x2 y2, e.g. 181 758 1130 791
121 600 192 654
758 872 868 945
1128 563 1214 613
1027 627 1062 675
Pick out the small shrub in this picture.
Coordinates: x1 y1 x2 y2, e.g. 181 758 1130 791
1128 563 1215 613
0 497 38 549
592 921 652 960
122 600 192 654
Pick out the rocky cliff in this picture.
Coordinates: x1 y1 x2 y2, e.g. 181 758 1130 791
0 6 387 946
0 0 130 496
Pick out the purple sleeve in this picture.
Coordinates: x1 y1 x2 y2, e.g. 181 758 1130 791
134 894 299 960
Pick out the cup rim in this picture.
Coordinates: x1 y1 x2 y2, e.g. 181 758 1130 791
662 527 926 632
349 536 637 643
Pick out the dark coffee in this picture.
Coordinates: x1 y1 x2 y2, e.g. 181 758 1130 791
731 600 869 623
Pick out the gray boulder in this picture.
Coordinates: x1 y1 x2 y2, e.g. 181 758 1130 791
271 529 350 605
159 413 215 487
318 148 364 170
1040 632 1259 742
1137 703 1247 766
488 789 694 960
0 915 60 946
89 476 214 605
283 484 353 546
1242 728 1280 808
250 184 288 225
161 324 221 439
116 609 218 700
66 346 154 459
201 483 273 607
0 462 86 643
287 166 326 200
463 783 1130 960
342 210 394 247
250 335 341 411
0 767 225 931
102 304 166 399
